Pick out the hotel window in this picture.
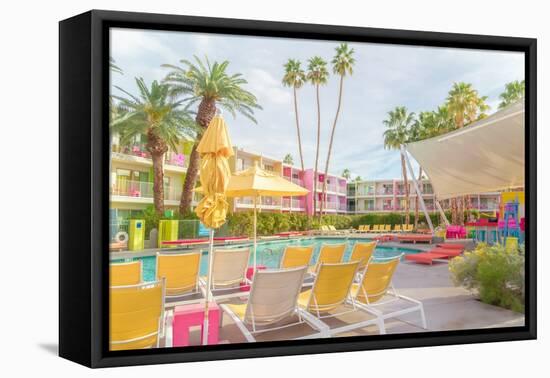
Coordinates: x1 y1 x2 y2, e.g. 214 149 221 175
263 164 274 171
236 158 245 171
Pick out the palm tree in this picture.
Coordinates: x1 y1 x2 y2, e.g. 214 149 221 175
446 82 489 224
112 78 197 215
354 176 362 182
342 168 351 180
282 59 307 172
499 80 525 109
320 43 355 216
162 56 261 214
383 106 416 226
109 57 123 75
283 153 294 165
307 56 329 217
446 82 490 128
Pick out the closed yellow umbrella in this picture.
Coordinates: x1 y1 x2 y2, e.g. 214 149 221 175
194 113 233 346
225 161 309 271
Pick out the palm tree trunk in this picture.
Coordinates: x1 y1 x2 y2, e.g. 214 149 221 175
180 144 199 214
400 154 410 225
313 84 321 218
151 152 165 215
293 86 308 215
321 75 344 217
179 98 217 214
414 167 422 228
293 86 305 173
451 198 458 224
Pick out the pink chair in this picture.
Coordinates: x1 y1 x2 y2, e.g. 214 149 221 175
172 302 220 347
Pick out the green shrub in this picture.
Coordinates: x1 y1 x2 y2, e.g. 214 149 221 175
449 243 525 313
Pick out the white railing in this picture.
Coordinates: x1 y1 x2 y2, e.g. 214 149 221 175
111 180 181 201
112 145 188 168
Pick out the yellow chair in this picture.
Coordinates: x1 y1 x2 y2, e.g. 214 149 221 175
299 261 360 314
362 225 371 232
297 261 383 335
394 224 402 233
351 255 426 333
317 243 346 264
280 246 314 269
371 225 380 233
357 225 365 232
110 261 142 286
505 237 519 251
110 279 165 351
349 241 377 270
404 224 414 232
309 243 346 274
156 252 201 298
384 224 392 232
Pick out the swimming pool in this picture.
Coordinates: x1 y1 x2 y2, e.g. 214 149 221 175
113 238 421 282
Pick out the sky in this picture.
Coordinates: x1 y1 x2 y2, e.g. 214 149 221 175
110 28 524 180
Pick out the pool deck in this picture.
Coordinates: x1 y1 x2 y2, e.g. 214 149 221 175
158 250 525 346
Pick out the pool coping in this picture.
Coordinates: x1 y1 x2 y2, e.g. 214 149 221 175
109 235 431 261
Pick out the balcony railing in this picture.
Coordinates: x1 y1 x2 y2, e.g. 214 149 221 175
111 180 182 201
282 198 305 209
235 197 281 207
112 145 188 168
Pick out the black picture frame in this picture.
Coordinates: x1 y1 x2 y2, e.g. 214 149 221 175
59 9 537 368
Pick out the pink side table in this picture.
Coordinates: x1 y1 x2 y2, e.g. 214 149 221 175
240 265 266 292
172 302 220 347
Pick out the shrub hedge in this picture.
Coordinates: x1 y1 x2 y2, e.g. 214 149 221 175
449 243 525 313
130 206 479 238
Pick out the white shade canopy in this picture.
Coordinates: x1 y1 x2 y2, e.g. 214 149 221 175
405 101 525 200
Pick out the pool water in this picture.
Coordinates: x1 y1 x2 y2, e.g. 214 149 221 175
113 238 421 282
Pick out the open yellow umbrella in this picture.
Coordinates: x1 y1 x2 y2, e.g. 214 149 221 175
194 113 233 345
225 161 309 271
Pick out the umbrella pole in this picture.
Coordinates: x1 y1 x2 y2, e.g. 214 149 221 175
253 196 257 272
202 228 215 346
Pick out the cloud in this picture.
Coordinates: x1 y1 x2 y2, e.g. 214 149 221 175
110 29 178 63
110 29 524 181
245 68 292 105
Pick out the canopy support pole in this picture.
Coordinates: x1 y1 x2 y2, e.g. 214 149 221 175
202 228 215 345
435 199 450 226
401 145 434 233
253 195 257 272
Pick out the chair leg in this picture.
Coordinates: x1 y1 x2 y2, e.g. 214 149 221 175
419 305 427 329
377 317 386 334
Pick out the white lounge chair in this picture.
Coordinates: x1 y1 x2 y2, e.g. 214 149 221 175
220 266 329 341
199 248 252 300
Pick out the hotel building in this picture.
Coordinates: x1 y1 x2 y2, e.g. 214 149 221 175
109 137 501 220
347 179 501 214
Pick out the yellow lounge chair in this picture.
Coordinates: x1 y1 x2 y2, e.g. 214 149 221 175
280 245 314 269
371 225 380 233
220 266 328 341
349 241 377 270
308 243 346 275
156 252 202 305
110 260 142 286
394 224 402 233
328 225 350 235
404 224 414 232
298 261 383 335
110 279 165 351
199 248 251 300
361 225 371 233
383 224 392 232
351 255 427 333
